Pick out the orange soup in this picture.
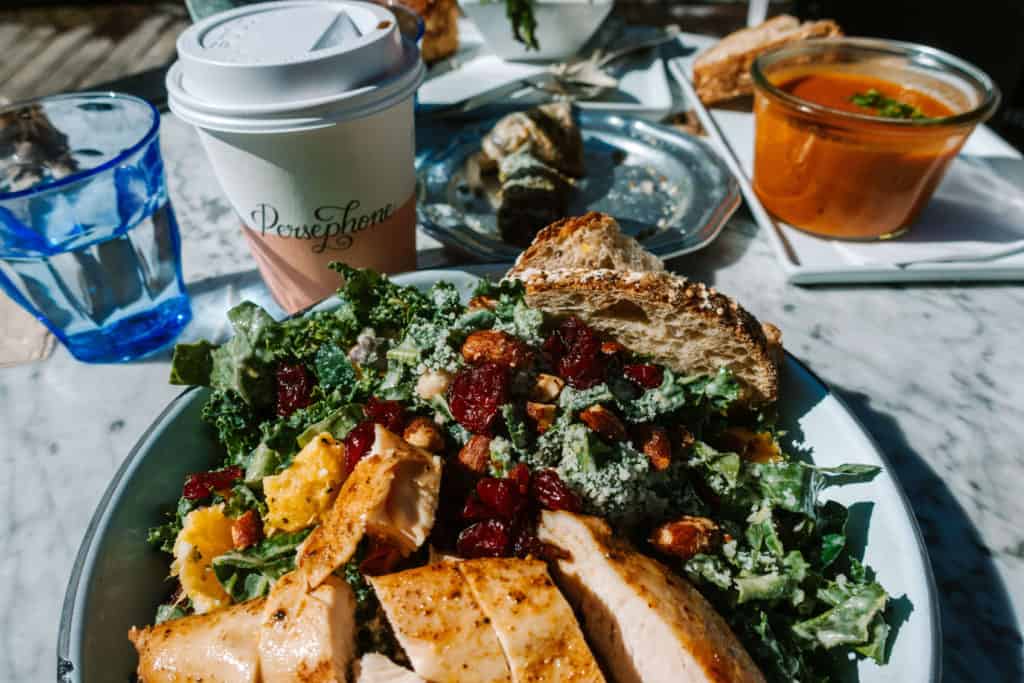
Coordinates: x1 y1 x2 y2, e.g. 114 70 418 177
753 67 971 240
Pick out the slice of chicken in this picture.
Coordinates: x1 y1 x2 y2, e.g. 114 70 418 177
370 563 513 683
355 653 427 683
258 569 357 682
457 558 606 683
299 425 442 589
538 511 766 683
128 598 265 683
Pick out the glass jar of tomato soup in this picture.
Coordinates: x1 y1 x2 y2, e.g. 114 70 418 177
751 38 999 240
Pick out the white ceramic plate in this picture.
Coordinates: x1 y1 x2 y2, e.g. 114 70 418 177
59 269 939 682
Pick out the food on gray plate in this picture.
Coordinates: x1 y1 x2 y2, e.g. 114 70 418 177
458 557 606 682
298 425 442 588
128 599 265 683
481 101 584 177
496 151 572 247
369 562 514 682
538 510 765 683
258 571 358 682
132 216 895 682
480 102 584 246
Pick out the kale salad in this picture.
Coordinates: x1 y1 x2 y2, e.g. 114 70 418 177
153 264 895 681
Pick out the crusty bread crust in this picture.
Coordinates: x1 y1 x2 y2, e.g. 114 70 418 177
520 268 778 404
509 212 665 276
694 15 842 105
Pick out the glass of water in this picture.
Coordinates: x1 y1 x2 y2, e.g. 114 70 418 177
0 93 191 362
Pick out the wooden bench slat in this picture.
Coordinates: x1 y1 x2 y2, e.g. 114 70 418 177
3 24 95 103
0 24 57 96
42 34 116 97
79 15 174 88
135 19 188 72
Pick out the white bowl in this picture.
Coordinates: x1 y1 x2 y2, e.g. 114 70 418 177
459 0 614 61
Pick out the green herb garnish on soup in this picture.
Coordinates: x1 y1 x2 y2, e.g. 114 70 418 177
850 89 928 120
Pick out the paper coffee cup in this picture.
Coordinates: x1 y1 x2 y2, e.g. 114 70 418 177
166 1 425 312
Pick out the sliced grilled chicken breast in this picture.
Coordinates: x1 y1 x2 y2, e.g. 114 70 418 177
299 425 442 588
355 653 427 682
458 558 606 683
370 563 513 683
538 511 766 683
128 598 264 683
258 570 357 682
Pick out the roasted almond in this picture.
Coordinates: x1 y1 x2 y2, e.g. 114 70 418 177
526 402 557 434
579 405 627 442
637 425 672 471
403 416 445 453
650 516 721 561
600 340 626 355
719 426 783 463
415 369 453 401
458 434 492 474
467 295 498 311
530 373 565 402
461 330 530 368
231 509 263 550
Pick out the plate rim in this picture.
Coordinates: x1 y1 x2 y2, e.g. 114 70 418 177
416 111 742 262
58 268 940 682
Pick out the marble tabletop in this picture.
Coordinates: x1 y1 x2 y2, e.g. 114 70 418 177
2 112 1022 683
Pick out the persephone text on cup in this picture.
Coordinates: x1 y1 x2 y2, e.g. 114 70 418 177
249 200 396 254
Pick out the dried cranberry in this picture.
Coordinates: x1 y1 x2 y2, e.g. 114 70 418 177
457 519 510 558
558 334 605 388
275 363 315 417
623 363 664 389
447 362 509 434
557 317 592 346
462 494 493 521
546 318 605 389
511 526 546 558
183 466 244 500
364 397 406 433
542 331 567 363
344 420 377 471
359 539 403 576
476 478 525 520
531 469 582 512
509 462 531 496
511 527 568 561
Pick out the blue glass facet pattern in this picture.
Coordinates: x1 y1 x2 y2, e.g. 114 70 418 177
0 94 190 362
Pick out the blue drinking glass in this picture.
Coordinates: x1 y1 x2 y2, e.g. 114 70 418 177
0 93 191 362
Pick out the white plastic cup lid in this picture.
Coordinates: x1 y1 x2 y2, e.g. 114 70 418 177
168 0 423 132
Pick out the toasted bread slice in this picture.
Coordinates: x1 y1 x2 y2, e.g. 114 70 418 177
508 212 665 276
515 268 778 404
694 15 842 106
508 213 779 404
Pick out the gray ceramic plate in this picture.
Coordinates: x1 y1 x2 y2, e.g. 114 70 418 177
58 269 939 682
416 112 741 262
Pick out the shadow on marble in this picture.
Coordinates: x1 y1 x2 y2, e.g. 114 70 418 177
831 383 1024 682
